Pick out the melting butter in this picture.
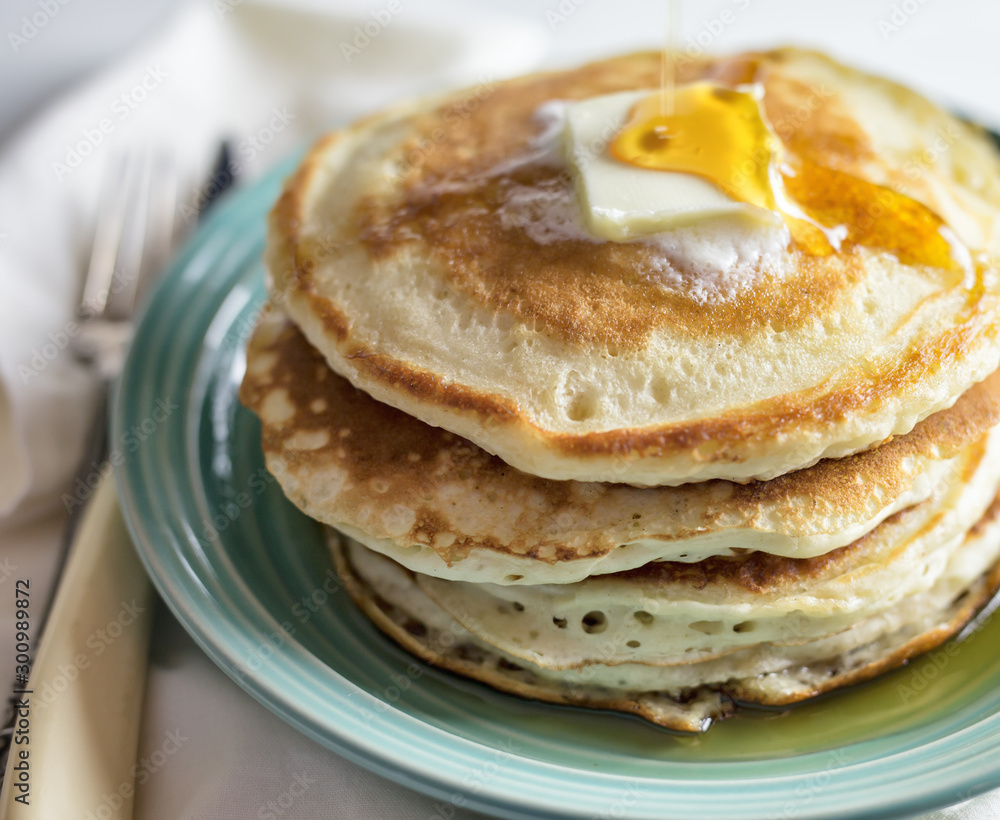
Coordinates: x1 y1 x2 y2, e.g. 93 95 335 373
564 89 783 242
612 83 778 213
608 76 966 273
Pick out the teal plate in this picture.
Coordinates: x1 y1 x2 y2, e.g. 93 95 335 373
114 154 1000 820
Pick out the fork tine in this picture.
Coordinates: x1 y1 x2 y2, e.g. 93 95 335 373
133 152 178 310
72 149 180 375
95 150 179 322
105 151 151 321
80 153 130 318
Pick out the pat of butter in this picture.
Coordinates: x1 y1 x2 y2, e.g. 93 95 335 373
563 90 781 241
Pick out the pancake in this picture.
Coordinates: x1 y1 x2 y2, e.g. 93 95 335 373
267 47 1000 486
414 453 1000 667
331 496 1000 732
239 312 1000 584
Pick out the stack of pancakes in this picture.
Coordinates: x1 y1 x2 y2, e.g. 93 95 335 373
240 48 1000 731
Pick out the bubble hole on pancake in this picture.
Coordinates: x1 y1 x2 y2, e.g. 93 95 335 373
240 313 1000 584
413 425 1000 667
268 48 1000 486
330 496 1000 732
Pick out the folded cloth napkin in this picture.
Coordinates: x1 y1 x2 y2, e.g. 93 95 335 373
0 0 547 523
2 0 1000 817
0 0 543 817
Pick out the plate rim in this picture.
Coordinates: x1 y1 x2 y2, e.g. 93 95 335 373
113 153 1000 820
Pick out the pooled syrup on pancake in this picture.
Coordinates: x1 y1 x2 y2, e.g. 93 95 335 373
349 48 999 371
613 84 778 214
612 72 968 274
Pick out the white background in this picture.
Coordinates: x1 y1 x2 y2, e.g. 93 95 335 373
3 0 1000 141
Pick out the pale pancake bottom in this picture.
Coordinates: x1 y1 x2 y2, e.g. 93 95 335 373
329 499 1000 733
411 450 1000 669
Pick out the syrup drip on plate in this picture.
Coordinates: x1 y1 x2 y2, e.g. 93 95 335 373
610 67 966 274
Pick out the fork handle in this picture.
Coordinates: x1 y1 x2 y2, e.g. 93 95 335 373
0 476 153 819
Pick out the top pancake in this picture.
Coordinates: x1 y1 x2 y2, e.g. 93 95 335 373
268 47 1000 485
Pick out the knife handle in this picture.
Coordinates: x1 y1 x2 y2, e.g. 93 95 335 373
0 475 153 819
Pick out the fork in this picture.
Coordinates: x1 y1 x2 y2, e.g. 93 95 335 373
0 149 179 818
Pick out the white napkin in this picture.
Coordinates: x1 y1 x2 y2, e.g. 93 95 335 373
0 1 544 817
0 0 547 522
2 0 1000 817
